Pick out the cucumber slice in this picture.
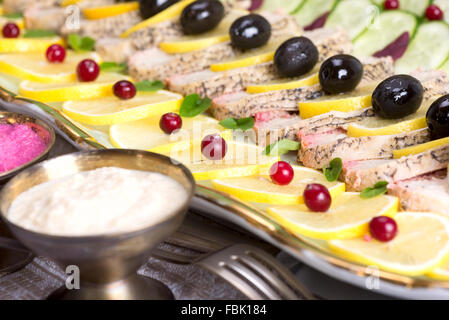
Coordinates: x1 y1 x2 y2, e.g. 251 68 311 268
259 0 304 14
396 22 449 73
292 0 337 27
400 0 430 16
433 0 449 24
353 10 417 57
325 0 379 40
440 58 449 75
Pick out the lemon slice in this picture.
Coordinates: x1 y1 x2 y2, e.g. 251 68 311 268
61 0 83 6
246 72 319 94
428 258 449 281
299 85 375 119
0 16 25 29
329 212 449 276
211 166 345 205
159 10 247 54
19 73 129 103
109 114 231 153
393 137 449 159
210 34 299 72
0 51 101 83
165 142 279 180
83 1 139 20
267 193 398 240
121 0 195 38
0 36 64 53
347 100 432 137
62 90 183 125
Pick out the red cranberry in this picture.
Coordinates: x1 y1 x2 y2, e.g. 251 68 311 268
426 4 444 21
113 80 136 100
46 44 66 63
159 112 182 134
76 59 99 82
2 22 20 38
303 183 332 212
369 216 398 242
269 161 294 185
201 134 227 160
384 0 399 10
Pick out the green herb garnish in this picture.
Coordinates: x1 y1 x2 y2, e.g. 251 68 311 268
219 117 254 130
134 80 164 92
68 34 95 52
263 139 300 157
3 13 23 19
360 181 389 199
99 61 127 73
23 29 57 38
179 94 211 117
323 157 343 182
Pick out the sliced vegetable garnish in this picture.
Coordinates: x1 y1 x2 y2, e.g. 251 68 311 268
323 158 343 182
179 94 212 117
360 181 388 199
263 139 300 157
219 117 254 131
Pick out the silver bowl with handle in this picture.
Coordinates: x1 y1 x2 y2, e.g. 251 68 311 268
0 149 195 300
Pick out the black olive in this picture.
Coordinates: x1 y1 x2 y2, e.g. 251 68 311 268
426 95 449 140
139 0 179 20
274 36 318 78
318 54 363 94
181 0 224 35
372 75 424 119
229 14 271 50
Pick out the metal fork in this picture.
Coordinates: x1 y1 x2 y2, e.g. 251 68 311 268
151 242 314 300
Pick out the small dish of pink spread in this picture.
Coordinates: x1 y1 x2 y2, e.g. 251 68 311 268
0 123 50 173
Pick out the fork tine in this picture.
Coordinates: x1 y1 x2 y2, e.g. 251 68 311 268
241 246 315 300
197 254 278 300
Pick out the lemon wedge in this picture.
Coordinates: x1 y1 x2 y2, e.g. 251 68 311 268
246 72 319 94
109 114 231 153
0 36 64 53
211 165 345 205
19 73 127 103
347 100 432 137
329 212 449 276
159 10 247 54
393 137 449 159
83 1 139 20
267 193 398 240
164 142 279 180
121 0 195 38
62 90 183 125
61 0 83 6
298 85 375 119
0 51 100 83
210 34 298 72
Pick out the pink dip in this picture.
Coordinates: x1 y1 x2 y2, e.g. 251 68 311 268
0 123 49 173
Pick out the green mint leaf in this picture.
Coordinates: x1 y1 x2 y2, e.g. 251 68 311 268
3 13 23 19
219 117 254 130
323 157 343 182
23 29 57 38
360 181 389 199
262 139 300 156
179 94 212 117
134 80 164 92
100 61 127 73
68 34 95 52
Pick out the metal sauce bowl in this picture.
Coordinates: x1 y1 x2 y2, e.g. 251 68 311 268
0 112 55 183
0 149 195 300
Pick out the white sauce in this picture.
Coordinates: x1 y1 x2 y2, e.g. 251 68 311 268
7 167 189 236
